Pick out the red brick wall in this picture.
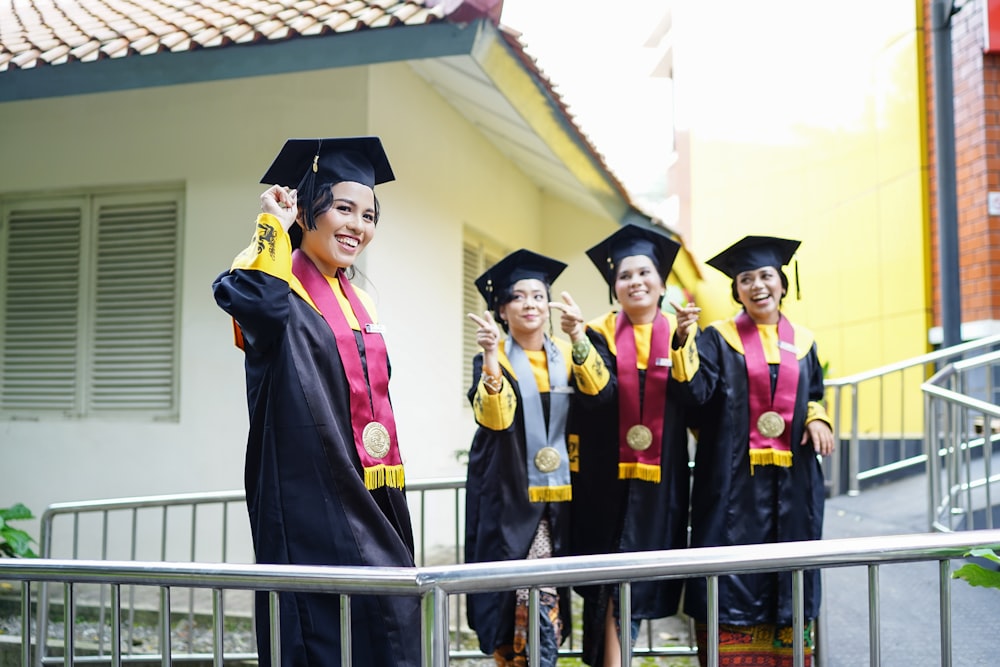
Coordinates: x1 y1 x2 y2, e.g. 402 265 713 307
925 0 1000 328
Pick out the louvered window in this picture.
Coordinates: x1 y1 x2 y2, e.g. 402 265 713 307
1 190 182 419
461 233 506 400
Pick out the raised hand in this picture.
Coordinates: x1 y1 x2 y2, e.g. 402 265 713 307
260 185 298 232
468 310 501 353
670 300 701 347
549 291 585 341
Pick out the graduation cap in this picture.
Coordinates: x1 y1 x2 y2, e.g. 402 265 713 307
706 235 802 299
474 249 567 311
585 224 681 296
705 235 800 278
260 136 394 233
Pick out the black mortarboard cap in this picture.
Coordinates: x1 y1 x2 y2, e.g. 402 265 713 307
705 235 801 279
585 223 682 291
474 249 567 310
260 136 394 232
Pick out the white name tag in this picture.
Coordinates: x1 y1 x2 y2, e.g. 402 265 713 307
778 341 799 354
365 323 386 334
655 357 672 367
551 386 576 394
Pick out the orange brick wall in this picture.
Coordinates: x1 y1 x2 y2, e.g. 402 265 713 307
925 0 1000 327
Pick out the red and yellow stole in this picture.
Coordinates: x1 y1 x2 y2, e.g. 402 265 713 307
292 250 404 490
735 311 799 472
615 311 671 483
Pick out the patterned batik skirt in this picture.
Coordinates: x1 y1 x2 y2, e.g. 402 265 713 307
695 621 814 667
492 517 563 667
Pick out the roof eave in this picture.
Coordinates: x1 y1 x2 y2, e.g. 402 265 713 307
0 17 639 223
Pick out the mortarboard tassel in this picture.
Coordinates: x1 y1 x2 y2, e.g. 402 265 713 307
794 259 801 300
297 146 322 231
606 259 615 305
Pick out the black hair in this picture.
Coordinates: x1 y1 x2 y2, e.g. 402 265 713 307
730 269 789 304
492 281 554 335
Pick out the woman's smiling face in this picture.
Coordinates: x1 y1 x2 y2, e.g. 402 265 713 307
614 254 664 322
299 180 377 275
499 279 550 338
735 265 784 323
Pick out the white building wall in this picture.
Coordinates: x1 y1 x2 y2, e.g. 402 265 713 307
0 61 613 558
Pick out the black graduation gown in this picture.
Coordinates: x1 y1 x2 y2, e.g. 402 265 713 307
569 311 692 665
679 319 826 626
213 257 420 667
463 345 574 656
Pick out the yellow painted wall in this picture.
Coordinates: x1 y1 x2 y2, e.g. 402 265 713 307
672 0 931 433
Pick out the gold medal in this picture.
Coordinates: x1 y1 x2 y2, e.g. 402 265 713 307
626 424 653 451
534 446 561 473
362 421 391 459
757 411 785 438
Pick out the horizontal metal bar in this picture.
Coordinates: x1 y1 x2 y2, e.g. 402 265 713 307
826 333 1000 387
4 531 1000 596
857 455 928 480
40 478 466 520
922 383 1000 418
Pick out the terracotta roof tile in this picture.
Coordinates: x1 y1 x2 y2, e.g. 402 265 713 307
0 0 450 72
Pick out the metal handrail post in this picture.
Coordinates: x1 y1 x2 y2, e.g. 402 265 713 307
269 591 281 667
340 594 352 666
63 583 74 667
707 575 719 667
926 391 940 530
939 559 952 667
619 582 632 666
426 586 450 667
20 581 30 667
830 384 843 496
867 564 880 667
791 569 804 667
849 383 860 495
528 587 540 667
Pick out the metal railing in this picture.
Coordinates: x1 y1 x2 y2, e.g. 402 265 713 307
824 333 1000 496
4 530 999 667
32 479 481 666
924 349 1000 532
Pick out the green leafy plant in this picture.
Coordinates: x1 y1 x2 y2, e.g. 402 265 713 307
952 548 1000 590
0 503 39 558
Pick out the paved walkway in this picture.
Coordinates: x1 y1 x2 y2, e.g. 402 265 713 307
821 471 999 667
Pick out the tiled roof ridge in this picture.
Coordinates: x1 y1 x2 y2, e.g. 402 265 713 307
0 0 449 71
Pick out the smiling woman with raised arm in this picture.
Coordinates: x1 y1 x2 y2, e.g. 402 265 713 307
563 223 701 667
464 249 608 667
676 235 834 667
212 137 419 667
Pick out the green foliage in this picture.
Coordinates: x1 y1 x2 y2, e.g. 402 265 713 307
952 548 1000 590
0 503 39 558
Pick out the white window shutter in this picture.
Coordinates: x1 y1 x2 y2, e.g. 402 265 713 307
88 196 180 414
460 236 506 398
1 205 84 412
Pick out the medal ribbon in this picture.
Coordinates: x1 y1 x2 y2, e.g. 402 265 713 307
505 338 572 503
736 311 798 471
615 311 671 483
292 250 404 490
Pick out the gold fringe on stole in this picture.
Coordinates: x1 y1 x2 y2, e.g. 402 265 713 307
364 464 406 490
618 462 662 483
528 485 573 503
748 448 793 474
